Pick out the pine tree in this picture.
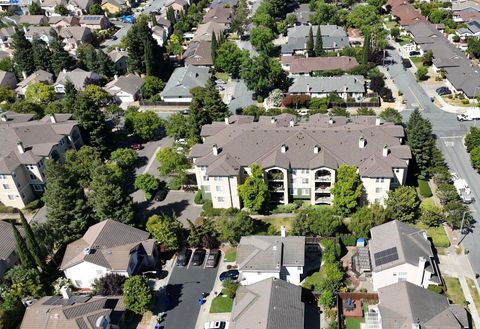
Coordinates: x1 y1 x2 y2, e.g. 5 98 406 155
143 39 155 76
49 29 75 76
63 80 77 112
32 37 52 72
306 26 314 57
407 108 435 178
12 28 35 78
19 211 45 271
167 7 176 24
126 18 162 76
11 222 36 269
211 31 218 63
314 25 323 57
362 33 371 65
95 50 116 78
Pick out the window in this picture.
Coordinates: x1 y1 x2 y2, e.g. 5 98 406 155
395 168 400 173
2 184 10 190
30 174 36 180
217 196 225 202
375 187 382 194
215 186 224 192
375 178 384 183
0 175 6 179
201 166 206 172
302 178 309 184
33 184 43 192
7 195 15 200
214 177 222 182
291 169 297 175
302 188 310 195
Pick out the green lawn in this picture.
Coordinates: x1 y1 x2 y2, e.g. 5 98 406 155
420 197 436 210
345 318 362 329
410 56 423 68
466 277 480 314
210 295 233 313
445 276 466 305
397 35 413 46
259 216 293 233
385 20 398 30
224 248 237 262
414 222 450 248
215 72 229 82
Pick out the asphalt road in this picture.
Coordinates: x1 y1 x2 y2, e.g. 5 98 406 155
388 43 480 277
160 257 219 329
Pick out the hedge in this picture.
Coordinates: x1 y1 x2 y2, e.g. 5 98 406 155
418 179 433 198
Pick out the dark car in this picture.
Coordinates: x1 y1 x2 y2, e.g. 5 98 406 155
143 271 158 279
176 249 192 267
154 189 168 202
131 143 143 150
409 50 420 56
192 248 206 266
436 87 451 96
402 58 412 68
205 249 220 268
219 270 239 281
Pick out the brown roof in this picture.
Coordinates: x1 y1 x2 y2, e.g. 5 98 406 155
202 6 233 24
285 56 358 74
183 41 213 66
388 1 426 26
455 10 480 22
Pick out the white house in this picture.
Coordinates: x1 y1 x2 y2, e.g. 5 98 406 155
369 220 441 291
288 75 366 101
54 68 100 94
236 232 305 285
104 73 144 105
60 219 158 289
160 65 211 103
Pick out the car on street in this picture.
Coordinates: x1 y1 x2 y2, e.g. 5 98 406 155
154 189 168 202
436 86 451 96
192 248 206 266
181 109 189 115
204 321 229 329
409 50 420 56
176 248 192 267
219 269 239 281
402 58 412 68
130 143 143 150
205 249 220 268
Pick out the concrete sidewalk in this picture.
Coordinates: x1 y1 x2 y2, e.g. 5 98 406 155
459 276 480 328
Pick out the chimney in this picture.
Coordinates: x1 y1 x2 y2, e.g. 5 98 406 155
383 144 389 157
49 113 57 123
0 114 6 122
114 74 118 80
359 136 366 149
21 71 27 80
270 117 276 124
375 116 381 126
60 286 72 300
224 117 230 125
17 140 25 154
280 225 286 238
328 117 334 125
281 144 287 153
289 118 295 127
212 144 219 156
314 144 320 154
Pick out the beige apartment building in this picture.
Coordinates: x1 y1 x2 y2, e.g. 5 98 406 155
0 111 83 208
191 114 411 209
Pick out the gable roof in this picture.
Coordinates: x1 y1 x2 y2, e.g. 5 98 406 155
183 41 213 66
289 75 366 94
104 73 144 96
161 65 211 98
230 278 304 329
192 22 225 42
16 70 54 90
55 68 100 90
202 6 233 24
284 56 358 74
0 221 19 277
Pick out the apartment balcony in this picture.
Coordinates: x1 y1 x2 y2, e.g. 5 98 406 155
315 186 331 193
315 193 332 204
315 169 332 183
267 171 284 182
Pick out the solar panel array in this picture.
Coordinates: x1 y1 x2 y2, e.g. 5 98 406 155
43 295 91 306
374 247 399 266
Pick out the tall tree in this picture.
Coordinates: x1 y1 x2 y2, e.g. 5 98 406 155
331 164 363 216
241 53 286 95
362 33 371 65
211 31 218 62
65 146 103 188
146 214 183 250
19 211 45 271
314 25 323 56
407 108 435 178
12 28 34 77
49 29 75 76
123 276 153 315
126 18 162 76
348 204 388 237
11 223 36 269
385 186 419 222
31 37 52 72
167 6 176 23
238 163 270 213
63 80 77 112
306 26 314 57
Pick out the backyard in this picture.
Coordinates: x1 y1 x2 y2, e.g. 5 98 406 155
257 216 293 233
345 318 362 329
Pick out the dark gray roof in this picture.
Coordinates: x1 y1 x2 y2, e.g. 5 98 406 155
230 278 304 329
0 221 18 264
378 281 469 329
281 35 349 54
287 24 347 38
369 221 434 272
237 236 305 272
289 75 365 94
161 66 211 98
294 3 313 24
227 80 256 113
55 68 100 91
16 70 53 89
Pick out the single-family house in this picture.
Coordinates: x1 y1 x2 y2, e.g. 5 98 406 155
108 48 128 74
0 70 17 89
60 219 158 289
457 20 480 39
48 15 80 28
226 80 256 113
67 0 93 14
288 75 366 101
183 41 213 66
369 220 441 291
59 26 92 51
101 0 127 14
453 8 480 23
79 15 109 30
202 6 233 25
155 16 172 36
236 234 305 285
163 0 187 14
40 0 68 16
105 73 144 104
21 292 125 329
161 65 211 103
281 24 349 55
151 25 167 46
24 26 55 44
363 281 469 329
0 221 20 278
192 21 225 42
281 55 358 74
0 27 16 49
16 69 54 96
230 278 305 329
54 68 100 93
293 3 313 25
19 15 49 26
386 0 426 26
209 0 237 9
347 28 363 45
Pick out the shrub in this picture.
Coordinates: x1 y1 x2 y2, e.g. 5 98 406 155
194 190 204 204
418 179 433 197
338 234 357 247
416 67 428 81
202 200 222 217
462 99 470 105
271 203 299 214
427 284 444 294
257 95 264 103
0 203 18 214
24 199 44 211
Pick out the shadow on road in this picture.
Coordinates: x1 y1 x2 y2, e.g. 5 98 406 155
164 283 183 312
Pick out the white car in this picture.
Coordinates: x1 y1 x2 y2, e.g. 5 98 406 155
204 321 229 329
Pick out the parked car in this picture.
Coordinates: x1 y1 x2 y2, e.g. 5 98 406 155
131 143 143 150
409 50 420 56
206 249 220 268
219 269 239 281
154 189 168 202
402 58 412 68
176 249 192 267
192 248 206 266
204 321 229 329
436 86 451 96
215 85 225 91
215 79 225 85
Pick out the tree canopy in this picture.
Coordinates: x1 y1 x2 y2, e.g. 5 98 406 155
331 164 363 216
123 276 153 314
385 186 419 222
238 163 270 213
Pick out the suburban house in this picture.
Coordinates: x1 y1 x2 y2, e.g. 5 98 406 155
18 15 49 26
16 70 53 96
230 277 305 329
67 0 93 15
0 221 20 278
104 73 145 105
54 68 101 93
160 65 211 103
0 70 17 89
363 281 469 329
24 26 54 44
281 24 350 55
101 0 127 14
0 112 83 208
386 0 425 26
21 291 125 329
59 26 93 52
183 41 214 66
60 219 158 289
293 3 313 25
209 0 236 9
108 48 128 74
0 27 15 50
453 9 480 23
456 20 480 39
191 114 411 208
79 15 110 30
281 55 358 74
288 75 366 101
151 25 167 47
202 6 232 25
40 0 67 16
369 220 441 291
163 0 187 14
226 80 256 113
48 16 81 28
192 21 225 42
236 233 305 285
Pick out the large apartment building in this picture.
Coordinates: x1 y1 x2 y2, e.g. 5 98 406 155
191 114 411 209
0 111 83 208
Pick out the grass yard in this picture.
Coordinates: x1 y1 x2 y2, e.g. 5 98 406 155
210 295 233 313
215 72 229 82
259 216 293 233
445 276 466 305
410 56 423 68
345 318 362 329
420 197 435 210
397 35 413 46
466 277 480 314
414 222 450 248
385 20 398 30
224 248 237 262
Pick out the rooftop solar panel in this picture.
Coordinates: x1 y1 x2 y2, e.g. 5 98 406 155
374 247 399 266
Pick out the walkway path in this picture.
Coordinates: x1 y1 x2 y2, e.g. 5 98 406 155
459 276 480 328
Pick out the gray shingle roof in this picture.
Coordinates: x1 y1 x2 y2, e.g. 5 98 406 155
0 221 19 275
161 65 211 98
289 75 365 94
378 281 468 329
16 70 53 89
230 277 304 329
55 68 100 91
104 73 144 96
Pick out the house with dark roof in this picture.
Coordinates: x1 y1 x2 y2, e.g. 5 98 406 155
236 234 305 285
369 220 441 291
456 20 480 39
0 112 83 208
79 15 110 30
183 41 214 66
281 55 358 74
191 114 411 208
364 281 469 329
108 48 128 74
293 3 313 25
16 70 53 96
202 6 233 25
160 65 211 103
60 219 158 289
230 277 305 329
0 221 20 278
104 73 144 104
0 70 17 89
54 68 101 93
59 26 93 52
21 290 125 329
281 25 349 55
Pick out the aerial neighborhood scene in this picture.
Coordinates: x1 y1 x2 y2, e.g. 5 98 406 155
3 0 480 327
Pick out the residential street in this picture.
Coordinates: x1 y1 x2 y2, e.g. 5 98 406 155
389 43 480 280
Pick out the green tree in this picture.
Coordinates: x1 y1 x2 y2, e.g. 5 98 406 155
250 26 274 53
19 211 45 271
124 109 162 140
471 146 480 171
310 2 341 25
214 41 249 78
420 204 444 227
126 18 162 76
348 204 388 237
302 262 343 292
28 1 42 14
3 264 44 299
436 183 458 206
63 80 77 112
25 83 56 105
88 3 104 14
0 57 13 72
314 25 323 56
231 0 248 33
155 146 189 176
380 107 402 124
356 107 376 116
241 54 286 95
141 76 165 99
238 163 269 213
306 26 314 57
407 108 435 177
82 84 113 107
166 34 184 56
361 33 370 65
294 206 342 237
134 173 159 200
11 222 36 269
416 67 428 81
467 37 480 59
31 37 52 72
346 5 380 28
443 201 470 230
0 85 15 103
390 27 400 40
465 127 480 152
123 276 153 314
110 148 138 168
49 29 75 76
12 28 34 77
331 164 363 216
385 186 419 222
422 50 433 66
222 279 239 298
54 4 69 15
165 112 190 139
92 273 126 296
146 214 182 250
65 146 103 188
216 210 257 243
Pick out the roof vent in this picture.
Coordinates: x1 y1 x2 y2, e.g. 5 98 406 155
281 144 287 153
83 247 92 255
383 144 389 157
212 144 219 156
314 144 320 154
375 116 381 126
271 117 276 124
359 136 366 149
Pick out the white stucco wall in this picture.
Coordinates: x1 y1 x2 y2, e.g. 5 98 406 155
362 177 391 206
284 265 303 285
240 271 280 286
372 263 422 291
